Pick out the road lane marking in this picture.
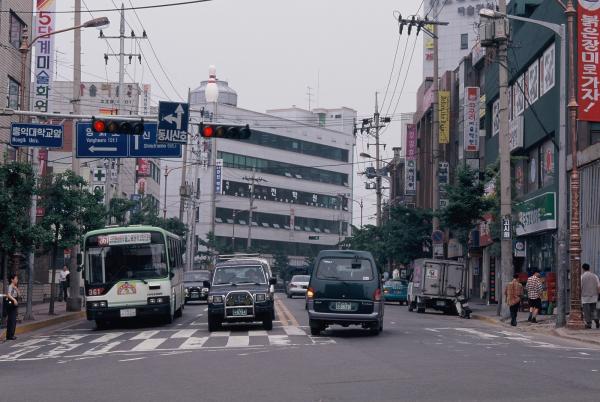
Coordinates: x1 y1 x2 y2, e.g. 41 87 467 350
178 337 208 349
248 330 268 336
131 338 167 351
283 326 306 336
171 329 198 339
38 343 83 358
90 333 124 343
119 357 146 362
0 346 43 360
130 330 160 340
209 331 231 337
226 336 250 347
454 328 499 339
268 335 291 346
84 342 121 355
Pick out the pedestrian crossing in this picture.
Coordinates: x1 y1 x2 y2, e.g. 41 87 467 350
0 326 335 362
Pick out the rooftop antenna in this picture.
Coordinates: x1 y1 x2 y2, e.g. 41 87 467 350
306 86 313 111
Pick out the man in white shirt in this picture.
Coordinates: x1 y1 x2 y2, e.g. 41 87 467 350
581 263 600 329
59 265 70 302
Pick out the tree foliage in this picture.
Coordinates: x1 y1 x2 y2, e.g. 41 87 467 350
271 250 289 276
342 205 432 270
107 198 136 225
439 165 494 251
38 170 105 314
0 162 50 259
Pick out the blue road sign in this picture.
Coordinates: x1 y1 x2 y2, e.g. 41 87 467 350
157 101 189 143
76 122 129 158
10 123 64 148
129 123 182 158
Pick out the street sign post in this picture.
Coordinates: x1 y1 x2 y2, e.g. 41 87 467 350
157 101 189 143
129 123 182 158
76 122 128 158
10 123 64 148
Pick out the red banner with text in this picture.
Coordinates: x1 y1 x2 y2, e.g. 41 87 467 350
579 1 600 121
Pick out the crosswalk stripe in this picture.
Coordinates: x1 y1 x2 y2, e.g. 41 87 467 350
130 330 160 340
178 337 208 349
38 343 83 358
0 345 43 360
248 330 268 336
209 331 230 337
226 336 250 347
90 333 124 343
84 342 121 355
10 338 48 348
283 326 306 336
171 329 198 339
131 338 167 351
268 335 291 346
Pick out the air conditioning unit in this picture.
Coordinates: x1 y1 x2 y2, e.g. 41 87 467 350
479 21 495 47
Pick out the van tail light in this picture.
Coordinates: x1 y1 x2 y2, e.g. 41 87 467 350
306 287 315 299
373 288 382 301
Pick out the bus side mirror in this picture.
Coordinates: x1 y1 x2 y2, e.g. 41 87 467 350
77 253 83 266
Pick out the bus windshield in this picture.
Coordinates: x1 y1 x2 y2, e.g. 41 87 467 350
85 232 168 283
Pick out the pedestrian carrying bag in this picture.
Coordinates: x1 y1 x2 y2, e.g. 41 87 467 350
2 297 13 317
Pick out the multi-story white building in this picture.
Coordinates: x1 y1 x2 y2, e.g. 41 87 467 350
422 0 487 78
167 77 356 266
43 81 161 209
0 1 33 159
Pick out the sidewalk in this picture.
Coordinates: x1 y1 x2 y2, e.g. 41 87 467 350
1 300 85 341
470 302 600 346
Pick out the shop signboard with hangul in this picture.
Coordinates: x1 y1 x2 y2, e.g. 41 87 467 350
578 3 599 121
463 87 480 152
33 0 56 113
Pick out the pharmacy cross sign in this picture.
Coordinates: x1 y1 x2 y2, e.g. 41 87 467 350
93 168 106 182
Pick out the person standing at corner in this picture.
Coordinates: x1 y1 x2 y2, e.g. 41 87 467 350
581 263 600 329
504 273 523 327
526 269 543 323
5 273 20 341
58 264 70 303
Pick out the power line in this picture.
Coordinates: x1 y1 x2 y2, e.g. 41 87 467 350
1 0 213 14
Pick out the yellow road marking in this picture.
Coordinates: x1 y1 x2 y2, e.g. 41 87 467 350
276 297 299 327
274 299 290 326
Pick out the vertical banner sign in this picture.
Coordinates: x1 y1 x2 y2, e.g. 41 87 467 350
214 159 223 194
404 124 417 196
579 1 600 121
438 91 450 144
33 0 56 113
463 87 480 152
142 84 151 115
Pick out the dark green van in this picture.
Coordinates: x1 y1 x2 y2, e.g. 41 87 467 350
306 250 384 336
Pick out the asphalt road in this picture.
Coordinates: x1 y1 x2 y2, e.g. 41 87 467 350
2 295 600 402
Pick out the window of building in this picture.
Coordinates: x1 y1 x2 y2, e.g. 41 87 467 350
218 151 349 186
591 129 600 146
460 33 469 50
9 12 26 48
7 77 20 109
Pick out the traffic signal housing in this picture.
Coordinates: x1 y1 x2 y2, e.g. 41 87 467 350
91 117 145 135
200 122 251 139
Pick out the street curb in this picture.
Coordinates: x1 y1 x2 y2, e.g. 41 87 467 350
471 313 503 326
1 311 85 340
552 328 600 347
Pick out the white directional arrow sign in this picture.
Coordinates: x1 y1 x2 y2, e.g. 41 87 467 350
89 145 118 153
162 104 185 130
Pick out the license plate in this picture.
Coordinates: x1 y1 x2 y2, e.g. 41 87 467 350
232 308 247 316
333 302 353 311
191 294 199 299
120 308 136 317
436 301 446 307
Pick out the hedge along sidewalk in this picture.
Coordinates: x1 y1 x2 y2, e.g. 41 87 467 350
1 300 85 340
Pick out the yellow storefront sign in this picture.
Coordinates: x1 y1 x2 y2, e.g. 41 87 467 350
439 91 450 144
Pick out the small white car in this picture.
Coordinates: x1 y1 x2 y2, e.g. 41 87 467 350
286 275 310 298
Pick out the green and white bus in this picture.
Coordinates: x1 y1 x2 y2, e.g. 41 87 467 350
82 225 185 328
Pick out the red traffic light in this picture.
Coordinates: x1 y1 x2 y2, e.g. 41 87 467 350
92 119 106 133
200 123 251 139
91 118 145 135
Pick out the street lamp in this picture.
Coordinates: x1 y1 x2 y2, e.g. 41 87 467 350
479 6 577 327
20 16 110 320
360 152 374 159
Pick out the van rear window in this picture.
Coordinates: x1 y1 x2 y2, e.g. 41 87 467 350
316 258 374 281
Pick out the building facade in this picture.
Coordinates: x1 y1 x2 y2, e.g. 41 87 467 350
169 77 356 267
0 0 33 160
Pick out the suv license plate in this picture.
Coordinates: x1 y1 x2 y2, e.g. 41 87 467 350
120 308 136 317
333 302 352 311
232 308 247 316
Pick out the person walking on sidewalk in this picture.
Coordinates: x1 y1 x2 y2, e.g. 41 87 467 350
526 270 543 323
581 263 600 329
58 264 70 302
505 273 523 326
4 273 20 341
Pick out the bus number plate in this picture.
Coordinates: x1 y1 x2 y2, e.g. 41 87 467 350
120 308 136 317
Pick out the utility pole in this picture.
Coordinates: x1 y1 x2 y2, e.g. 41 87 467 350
374 93 382 227
397 14 448 252
67 0 83 312
497 0 512 318
100 3 145 210
179 89 192 221
232 210 237 251
243 169 265 249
